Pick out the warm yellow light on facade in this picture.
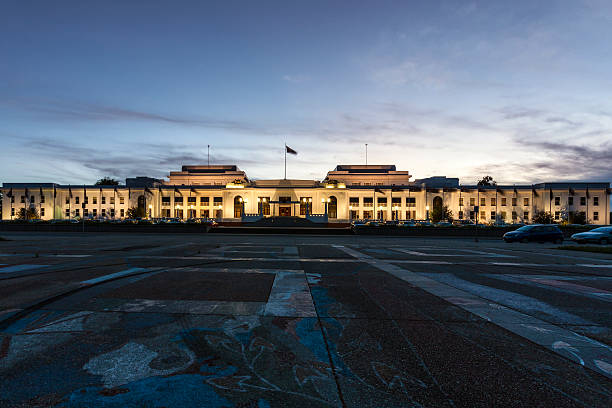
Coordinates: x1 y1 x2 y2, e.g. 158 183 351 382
426 205 430 211
321 198 325 203
238 197 243 203
257 197 261 202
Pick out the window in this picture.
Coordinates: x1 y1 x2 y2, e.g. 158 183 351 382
120 197 125 205
580 196 586 206
161 209 170 217
102 196 106 204
65 209 69 217
102 209 106 217
480 197 485 206
391 197 401 206
469 211 475 220
84 196 88 204
299 197 311 215
175 196 183 204
594 196 599 206
11 196 15 203
406 197 416 207
523 197 529 206
480 211 485 220
214 209 223 218
200 209 210 218
40 195 45 203
76 209 81 217
162 197 171 205
363 210 373 219
555 211 560 220
469 197 474 206
120 209 125 217
110 196 115 205
568 196 573 206
213 197 223 206
491 198 496 206
110 208 115 217
200 197 209 205
11 208 15 217
187 197 196 204
350 210 358 220
377 197 387 206
83 209 88 217
75 196 80 204
458 210 463 219
66 197 70 205
500 211 506 220
364 197 373 207
594 211 599 221
524 211 529 220
30 196 35 203
512 211 517 220
20 195 25 203
512 197 517 206
349 197 359 206
40 208 45 217
554 197 560 206
259 197 271 215
459 197 464 207
490 211 496 220
93 197 97 205
501 197 506 206
93 209 97 217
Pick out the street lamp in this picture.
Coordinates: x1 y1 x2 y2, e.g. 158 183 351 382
148 204 152 219
425 205 430 222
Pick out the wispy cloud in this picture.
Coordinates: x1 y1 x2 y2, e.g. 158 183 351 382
282 74 309 83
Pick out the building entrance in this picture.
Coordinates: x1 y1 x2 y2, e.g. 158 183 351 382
279 206 291 216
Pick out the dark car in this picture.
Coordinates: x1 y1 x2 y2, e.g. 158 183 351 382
571 226 612 245
503 224 564 243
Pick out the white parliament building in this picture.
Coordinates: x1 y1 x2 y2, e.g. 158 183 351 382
1 164 611 225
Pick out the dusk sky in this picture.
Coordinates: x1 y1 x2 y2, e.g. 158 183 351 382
1 1 612 185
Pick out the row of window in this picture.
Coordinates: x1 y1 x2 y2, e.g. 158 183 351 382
161 196 223 205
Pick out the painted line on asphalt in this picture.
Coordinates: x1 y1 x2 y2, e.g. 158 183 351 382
80 267 148 285
264 271 317 317
334 245 612 380
0 264 49 274
577 264 612 268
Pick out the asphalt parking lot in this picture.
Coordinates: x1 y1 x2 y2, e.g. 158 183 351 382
0 233 611 407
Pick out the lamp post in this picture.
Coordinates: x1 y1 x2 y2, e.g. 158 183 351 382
426 205 430 222
148 204 152 219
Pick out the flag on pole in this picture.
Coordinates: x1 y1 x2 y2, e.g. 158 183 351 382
285 145 297 155
549 188 553 201
6 188 12 198
69 187 73 198
374 188 384 194
586 186 590 198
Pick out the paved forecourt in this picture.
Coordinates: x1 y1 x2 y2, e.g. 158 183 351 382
0 232 611 407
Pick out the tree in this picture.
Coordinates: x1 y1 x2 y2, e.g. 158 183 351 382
126 207 145 218
569 211 587 225
17 207 40 220
477 175 497 187
431 205 453 223
532 211 554 224
95 177 119 186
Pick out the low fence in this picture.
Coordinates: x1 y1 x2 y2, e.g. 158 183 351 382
352 225 596 237
0 222 210 233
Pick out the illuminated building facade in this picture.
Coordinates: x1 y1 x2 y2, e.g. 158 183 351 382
1 164 610 225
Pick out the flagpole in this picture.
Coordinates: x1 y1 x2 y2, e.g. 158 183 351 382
284 143 287 180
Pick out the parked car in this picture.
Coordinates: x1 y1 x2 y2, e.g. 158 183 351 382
503 224 564 243
570 226 612 245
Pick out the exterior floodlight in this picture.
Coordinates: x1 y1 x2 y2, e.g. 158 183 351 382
426 205 430 211
321 198 325 203
327 198 330 203
257 197 261 202
308 198 312 203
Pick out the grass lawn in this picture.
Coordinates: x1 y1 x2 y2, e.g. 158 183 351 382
558 245 612 254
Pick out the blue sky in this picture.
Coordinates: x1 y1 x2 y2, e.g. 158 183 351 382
1 0 612 184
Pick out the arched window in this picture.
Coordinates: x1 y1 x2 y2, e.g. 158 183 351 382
329 196 337 219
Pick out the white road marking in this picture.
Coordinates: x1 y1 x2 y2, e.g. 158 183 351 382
80 267 148 285
0 264 49 273
334 245 612 380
